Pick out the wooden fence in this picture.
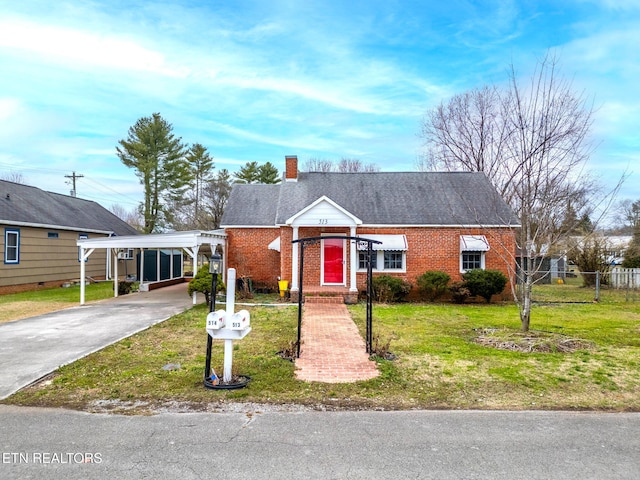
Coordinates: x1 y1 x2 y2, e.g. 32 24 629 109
610 267 640 290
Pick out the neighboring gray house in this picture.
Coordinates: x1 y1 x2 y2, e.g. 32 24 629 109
221 155 520 302
0 179 138 293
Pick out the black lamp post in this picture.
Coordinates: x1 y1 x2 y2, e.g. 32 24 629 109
204 253 222 386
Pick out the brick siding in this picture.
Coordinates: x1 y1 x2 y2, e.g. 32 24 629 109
225 226 516 297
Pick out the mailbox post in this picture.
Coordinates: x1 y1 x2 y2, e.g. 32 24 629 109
204 254 222 386
205 268 251 386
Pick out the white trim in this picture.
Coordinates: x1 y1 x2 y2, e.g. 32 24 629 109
349 226 357 292
291 226 299 291
219 225 278 229
267 236 281 252
4 228 20 264
0 220 114 235
460 251 486 273
77 230 226 250
360 223 520 228
286 196 362 226
357 250 407 273
321 234 346 286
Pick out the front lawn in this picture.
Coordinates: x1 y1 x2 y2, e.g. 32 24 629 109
4 284 639 413
0 282 115 324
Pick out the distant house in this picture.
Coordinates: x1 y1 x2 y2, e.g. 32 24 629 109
221 156 520 302
605 236 632 265
0 180 139 294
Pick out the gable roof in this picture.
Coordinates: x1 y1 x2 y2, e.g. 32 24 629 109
0 180 139 235
221 171 520 227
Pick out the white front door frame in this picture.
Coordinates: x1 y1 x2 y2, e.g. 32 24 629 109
321 234 347 286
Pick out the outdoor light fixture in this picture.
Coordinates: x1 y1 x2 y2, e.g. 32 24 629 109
209 253 222 274
205 252 223 386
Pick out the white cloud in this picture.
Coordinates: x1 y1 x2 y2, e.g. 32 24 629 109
0 18 187 77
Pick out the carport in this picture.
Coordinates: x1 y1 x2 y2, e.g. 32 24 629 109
76 230 226 305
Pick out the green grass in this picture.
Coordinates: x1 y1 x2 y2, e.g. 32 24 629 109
0 282 115 304
3 283 640 413
0 283 116 323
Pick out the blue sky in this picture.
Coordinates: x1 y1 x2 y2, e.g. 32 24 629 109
0 0 637 215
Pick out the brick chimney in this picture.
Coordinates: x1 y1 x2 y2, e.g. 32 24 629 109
285 155 298 182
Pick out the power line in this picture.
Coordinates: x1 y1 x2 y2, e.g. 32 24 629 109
64 171 84 197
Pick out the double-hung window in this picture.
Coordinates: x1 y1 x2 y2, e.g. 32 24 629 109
4 228 20 264
357 235 407 272
384 251 403 270
460 235 489 272
358 251 378 270
461 251 483 271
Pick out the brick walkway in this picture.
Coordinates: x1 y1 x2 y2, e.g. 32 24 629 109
294 303 379 383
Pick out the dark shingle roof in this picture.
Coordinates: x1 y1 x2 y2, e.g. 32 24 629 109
221 172 520 227
0 180 139 235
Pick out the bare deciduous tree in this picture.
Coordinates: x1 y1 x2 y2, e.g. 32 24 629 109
337 158 379 173
204 169 233 229
303 158 337 172
109 204 144 232
421 52 618 331
303 157 379 173
1 171 27 184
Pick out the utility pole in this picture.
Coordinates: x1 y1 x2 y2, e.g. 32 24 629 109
65 171 84 197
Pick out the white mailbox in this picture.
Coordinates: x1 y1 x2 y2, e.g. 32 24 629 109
206 309 227 331
229 309 250 331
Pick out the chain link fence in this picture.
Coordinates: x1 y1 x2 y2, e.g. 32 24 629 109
526 268 640 303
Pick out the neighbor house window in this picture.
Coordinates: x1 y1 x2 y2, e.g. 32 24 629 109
4 228 20 264
48 232 59 239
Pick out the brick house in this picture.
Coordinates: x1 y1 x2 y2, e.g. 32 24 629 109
0 179 139 294
220 156 520 302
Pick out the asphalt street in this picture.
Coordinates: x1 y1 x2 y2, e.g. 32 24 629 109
0 406 638 479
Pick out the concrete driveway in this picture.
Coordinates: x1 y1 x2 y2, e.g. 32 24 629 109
0 283 203 400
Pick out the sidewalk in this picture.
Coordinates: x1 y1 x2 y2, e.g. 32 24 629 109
0 283 202 400
295 303 379 383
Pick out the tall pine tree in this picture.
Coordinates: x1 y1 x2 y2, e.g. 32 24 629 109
117 113 188 233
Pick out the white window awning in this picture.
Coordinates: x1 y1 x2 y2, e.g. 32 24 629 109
460 235 490 251
357 234 407 251
268 236 281 252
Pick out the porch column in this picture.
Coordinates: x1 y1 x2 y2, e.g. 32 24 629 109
80 247 86 305
140 248 145 289
290 226 299 292
183 245 200 305
349 226 357 292
113 249 119 298
106 248 112 280
79 247 94 305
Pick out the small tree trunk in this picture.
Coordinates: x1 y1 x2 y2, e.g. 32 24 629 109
520 297 531 332
520 274 532 332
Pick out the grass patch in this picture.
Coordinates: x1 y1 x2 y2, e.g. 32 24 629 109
0 283 115 323
2 283 640 413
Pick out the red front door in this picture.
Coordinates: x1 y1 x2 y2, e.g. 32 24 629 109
323 238 344 284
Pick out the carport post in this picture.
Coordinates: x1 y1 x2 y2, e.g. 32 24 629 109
80 247 86 305
113 250 119 298
79 246 94 305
